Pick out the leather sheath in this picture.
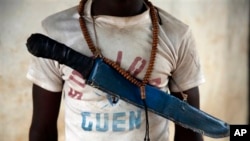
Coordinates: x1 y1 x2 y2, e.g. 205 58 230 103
26 33 230 138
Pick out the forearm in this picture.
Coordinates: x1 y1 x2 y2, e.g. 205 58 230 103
29 84 62 141
174 124 203 141
29 123 58 141
171 87 204 141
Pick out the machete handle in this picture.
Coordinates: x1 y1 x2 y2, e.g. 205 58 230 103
26 33 94 78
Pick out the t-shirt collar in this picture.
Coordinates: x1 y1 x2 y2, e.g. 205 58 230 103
83 0 151 27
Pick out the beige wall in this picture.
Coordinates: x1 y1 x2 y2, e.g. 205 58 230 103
0 0 248 141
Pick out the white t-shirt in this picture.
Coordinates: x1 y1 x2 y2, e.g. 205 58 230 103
27 0 205 140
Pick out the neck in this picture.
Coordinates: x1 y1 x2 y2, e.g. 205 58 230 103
91 0 147 17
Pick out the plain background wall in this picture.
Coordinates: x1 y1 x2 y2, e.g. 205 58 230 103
0 0 249 141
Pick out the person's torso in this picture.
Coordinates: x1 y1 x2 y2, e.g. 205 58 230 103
41 1 191 140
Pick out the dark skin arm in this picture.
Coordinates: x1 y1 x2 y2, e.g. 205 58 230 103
171 87 204 141
29 84 62 141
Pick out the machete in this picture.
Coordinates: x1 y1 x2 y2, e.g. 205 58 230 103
26 33 230 138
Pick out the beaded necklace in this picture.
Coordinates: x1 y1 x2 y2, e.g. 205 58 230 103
78 0 159 100
78 0 159 140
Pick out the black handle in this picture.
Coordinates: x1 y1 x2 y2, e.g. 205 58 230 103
26 33 95 78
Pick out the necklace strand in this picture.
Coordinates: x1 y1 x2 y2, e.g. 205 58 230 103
78 0 159 100
78 1 159 140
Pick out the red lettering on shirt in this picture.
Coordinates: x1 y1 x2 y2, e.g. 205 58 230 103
68 87 83 100
149 78 162 86
116 51 122 66
115 51 162 85
128 57 146 76
69 70 85 88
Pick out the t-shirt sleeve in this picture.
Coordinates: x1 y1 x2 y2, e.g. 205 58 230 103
169 29 205 92
26 56 63 92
